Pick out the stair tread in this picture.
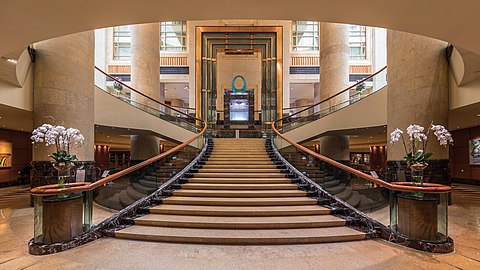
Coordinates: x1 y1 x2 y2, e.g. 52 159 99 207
181 183 298 190
115 225 365 244
173 189 307 197
135 214 346 226
151 204 328 212
163 196 317 205
187 178 291 184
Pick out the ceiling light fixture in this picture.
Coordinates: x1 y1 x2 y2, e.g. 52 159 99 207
1 57 17 64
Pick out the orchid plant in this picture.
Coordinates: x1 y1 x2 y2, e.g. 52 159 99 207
390 123 453 195
390 123 453 165
31 124 85 166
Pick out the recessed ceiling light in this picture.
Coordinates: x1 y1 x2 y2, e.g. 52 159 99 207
477 114 480 117
369 136 373 139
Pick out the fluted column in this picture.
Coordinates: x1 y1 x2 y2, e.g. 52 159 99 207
319 23 350 159
386 30 449 183
130 23 160 161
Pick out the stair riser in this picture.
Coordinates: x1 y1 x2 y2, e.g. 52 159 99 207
149 209 329 216
162 200 317 206
115 234 365 245
172 193 306 198
187 179 291 184
134 220 346 229
181 186 298 190
197 169 281 173
193 173 286 178
200 165 278 169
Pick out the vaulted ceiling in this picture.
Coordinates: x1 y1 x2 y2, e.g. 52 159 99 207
1 0 480 57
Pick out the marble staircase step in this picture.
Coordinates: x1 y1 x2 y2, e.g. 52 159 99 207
172 189 307 198
149 204 330 216
181 183 298 190
115 226 366 245
162 196 317 206
134 214 346 229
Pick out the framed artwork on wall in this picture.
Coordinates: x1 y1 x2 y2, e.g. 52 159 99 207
0 142 12 168
469 139 480 165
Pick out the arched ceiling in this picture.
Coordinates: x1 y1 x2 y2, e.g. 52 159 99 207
1 0 480 56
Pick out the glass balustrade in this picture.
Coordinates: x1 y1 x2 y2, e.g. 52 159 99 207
94 67 200 133
280 67 387 133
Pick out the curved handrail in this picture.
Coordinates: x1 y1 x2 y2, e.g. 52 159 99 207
95 66 202 123
277 66 388 124
271 123 450 193
31 121 206 196
272 65 450 194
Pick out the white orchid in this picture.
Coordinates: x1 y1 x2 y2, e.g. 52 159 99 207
390 128 403 143
390 122 454 164
31 123 85 164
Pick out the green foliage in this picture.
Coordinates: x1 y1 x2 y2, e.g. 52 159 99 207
404 150 433 163
48 150 77 165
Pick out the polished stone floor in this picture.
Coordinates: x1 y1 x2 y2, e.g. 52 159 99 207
0 184 479 269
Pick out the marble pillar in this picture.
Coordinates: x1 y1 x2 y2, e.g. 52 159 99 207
171 99 185 108
31 31 96 188
318 23 350 160
386 30 449 184
320 135 350 161
33 31 95 161
130 23 161 161
294 98 309 117
319 23 350 108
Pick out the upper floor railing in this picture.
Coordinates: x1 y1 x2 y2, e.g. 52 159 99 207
280 66 388 133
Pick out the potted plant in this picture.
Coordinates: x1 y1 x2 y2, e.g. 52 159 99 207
31 124 85 192
389 122 453 196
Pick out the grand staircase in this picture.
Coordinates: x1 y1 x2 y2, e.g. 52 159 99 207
115 138 366 244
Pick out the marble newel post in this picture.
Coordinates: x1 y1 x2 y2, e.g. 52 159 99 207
130 23 160 161
386 30 449 184
31 31 96 187
319 23 350 161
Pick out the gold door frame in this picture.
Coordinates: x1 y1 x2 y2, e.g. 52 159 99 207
195 26 283 121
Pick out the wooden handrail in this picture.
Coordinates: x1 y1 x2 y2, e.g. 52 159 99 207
31 121 207 196
95 66 202 123
271 110 451 193
277 66 387 123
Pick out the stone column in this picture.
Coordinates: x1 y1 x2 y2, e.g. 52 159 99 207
386 30 449 184
319 23 350 160
313 83 320 104
294 98 309 117
319 22 350 107
320 136 350 161
31 31 96 187
171 98 185 108
130 23 160 161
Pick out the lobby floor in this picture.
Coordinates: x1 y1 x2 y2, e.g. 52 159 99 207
0 184 479 270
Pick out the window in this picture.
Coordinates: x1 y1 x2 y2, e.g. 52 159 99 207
349 25 367 60
161 21 187 51
113 25 132 60
292 21 319 51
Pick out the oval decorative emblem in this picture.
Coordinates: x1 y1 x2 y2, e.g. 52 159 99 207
231 75 247 93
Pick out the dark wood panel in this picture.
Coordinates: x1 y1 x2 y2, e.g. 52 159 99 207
454 147 469 164
0 129 32 183
470 166 480 180
452 129 470 147
453 164 471 179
